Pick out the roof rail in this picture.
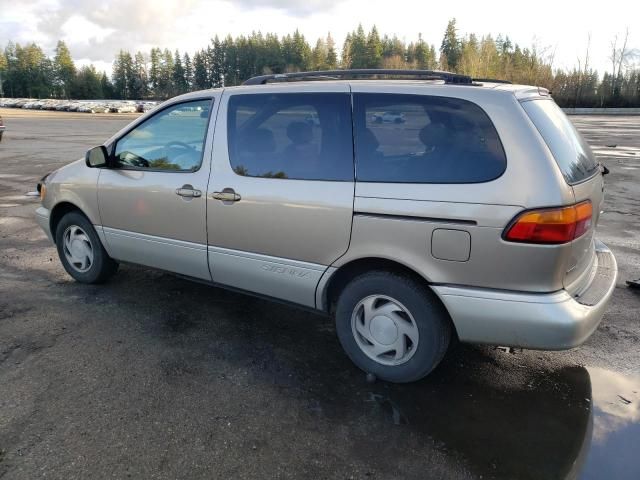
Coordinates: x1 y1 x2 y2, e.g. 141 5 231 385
242 69 473 86
472 78 512 84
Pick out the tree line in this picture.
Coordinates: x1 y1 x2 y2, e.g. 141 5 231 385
1 20 638 107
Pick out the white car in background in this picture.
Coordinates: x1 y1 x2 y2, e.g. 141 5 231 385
372 110 406 124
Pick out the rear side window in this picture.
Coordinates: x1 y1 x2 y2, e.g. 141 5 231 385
227 93 353 181
353 93 506 183
522 99 599 184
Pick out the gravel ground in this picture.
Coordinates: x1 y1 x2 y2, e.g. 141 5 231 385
0 108 639 480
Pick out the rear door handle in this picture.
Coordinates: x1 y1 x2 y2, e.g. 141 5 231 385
211 189 241 202
175 185 202 198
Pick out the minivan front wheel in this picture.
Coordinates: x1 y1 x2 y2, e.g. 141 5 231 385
335 271 451 383
55 211 118 284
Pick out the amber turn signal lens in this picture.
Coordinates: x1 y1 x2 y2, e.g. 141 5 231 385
504 201 592 244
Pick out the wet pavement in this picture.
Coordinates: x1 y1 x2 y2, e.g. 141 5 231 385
0 109 639 479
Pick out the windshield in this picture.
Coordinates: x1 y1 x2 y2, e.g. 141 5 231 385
522 99 599 184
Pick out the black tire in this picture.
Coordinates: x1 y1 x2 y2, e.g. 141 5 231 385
55 211 118 284
335 271 451 383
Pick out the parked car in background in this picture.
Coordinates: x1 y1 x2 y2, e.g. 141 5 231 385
35 69 617 383
372 110 406 123
0 98 159 114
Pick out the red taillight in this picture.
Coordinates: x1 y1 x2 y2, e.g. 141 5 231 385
503 201 593 244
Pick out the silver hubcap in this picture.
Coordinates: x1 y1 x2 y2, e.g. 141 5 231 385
351 295 419 366
62 225 94 273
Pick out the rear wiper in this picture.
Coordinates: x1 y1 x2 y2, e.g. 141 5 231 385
600 163 610 175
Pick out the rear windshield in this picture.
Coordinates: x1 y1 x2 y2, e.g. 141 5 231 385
522 99 599 184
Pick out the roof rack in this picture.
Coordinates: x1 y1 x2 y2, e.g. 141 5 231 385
472 78 512 84
242 69 474 86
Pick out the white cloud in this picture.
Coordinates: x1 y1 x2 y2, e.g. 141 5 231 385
60 15 114 45
588 367 640 445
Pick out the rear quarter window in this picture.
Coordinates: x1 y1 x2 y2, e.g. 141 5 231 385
353 93 506 183
521 99 599 184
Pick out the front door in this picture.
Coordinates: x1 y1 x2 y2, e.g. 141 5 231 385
98 97 217 280
207 85 355 307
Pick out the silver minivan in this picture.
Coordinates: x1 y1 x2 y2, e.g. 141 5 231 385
36 70 617 383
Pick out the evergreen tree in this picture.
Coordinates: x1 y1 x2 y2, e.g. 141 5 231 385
413 34 434 69
157 49 174 98
222 35 238 86
440 19 461 70
349 25 368 69
288 29 311 72
100 72 115 99
149 48 161 97
341 33 352 68
210 36 225 87
193 51 209 90
326 33 337 69
365 26 383 68
312 38 328 70
112 50 134 99
182 53 193 91
262 33 284 74
73 65 102 99
382 35 405 60
1 28 640 108
53 40 75 98
131 52 148 99
172 50 187 94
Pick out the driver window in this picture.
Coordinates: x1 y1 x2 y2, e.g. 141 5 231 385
114 99 212 171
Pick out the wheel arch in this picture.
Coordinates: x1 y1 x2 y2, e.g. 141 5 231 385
321 256 446 314
50 202 90 238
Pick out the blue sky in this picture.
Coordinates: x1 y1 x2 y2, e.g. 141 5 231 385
1 0 638 75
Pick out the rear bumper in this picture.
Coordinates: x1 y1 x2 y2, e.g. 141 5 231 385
35 206 53 243
433 240 617 350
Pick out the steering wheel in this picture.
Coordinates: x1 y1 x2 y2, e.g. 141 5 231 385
165 141 195 151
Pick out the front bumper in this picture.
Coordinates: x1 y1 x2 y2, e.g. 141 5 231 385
35 206 53 243
433 240 618 350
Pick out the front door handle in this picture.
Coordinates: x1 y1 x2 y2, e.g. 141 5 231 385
175 185 202 198
211 189 241 202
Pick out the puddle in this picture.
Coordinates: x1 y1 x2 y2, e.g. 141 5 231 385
203 307 639 479
579 367 640 480
353 364 591 479
343 360 640 479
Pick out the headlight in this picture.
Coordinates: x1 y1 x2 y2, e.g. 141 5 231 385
37 171 52 202
39 184 46 202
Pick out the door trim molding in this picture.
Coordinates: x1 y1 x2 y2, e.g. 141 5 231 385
102 227 210 280
102 227 208 251
207 245 326 271
208 245 327 307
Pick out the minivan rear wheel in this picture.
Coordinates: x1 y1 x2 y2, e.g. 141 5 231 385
55 211 118 284
335 271 451 383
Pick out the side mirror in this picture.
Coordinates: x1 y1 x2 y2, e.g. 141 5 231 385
85 145 109 168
